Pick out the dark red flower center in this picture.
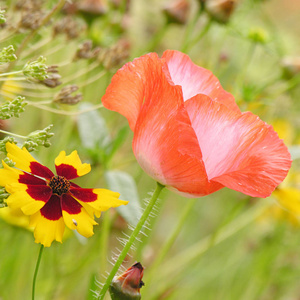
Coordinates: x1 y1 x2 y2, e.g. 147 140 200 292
49 175 70 195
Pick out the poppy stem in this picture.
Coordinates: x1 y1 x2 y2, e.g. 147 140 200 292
97 182 165 300
32 244 44 300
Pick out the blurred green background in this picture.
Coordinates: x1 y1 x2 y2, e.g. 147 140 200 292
0 0 300 299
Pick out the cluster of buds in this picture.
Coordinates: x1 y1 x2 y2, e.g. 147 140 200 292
97 39 130 70
54 85 82 105
19 11 44 30
23 56 48 81
163 0 191 25
15 0 45 31
0 45 17 65
22 124 54 151
74 40 101 60
40 65 62 88
53 16 86 40
0 96 27 120
0 137 16 154
109 262 144 300
0 187 9 207
0 9 6 24
15 0 43 12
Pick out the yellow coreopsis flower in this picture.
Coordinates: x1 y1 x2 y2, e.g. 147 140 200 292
0 142 128 247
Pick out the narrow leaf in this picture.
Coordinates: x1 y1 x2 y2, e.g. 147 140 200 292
78 102 111 150
105 170 141 226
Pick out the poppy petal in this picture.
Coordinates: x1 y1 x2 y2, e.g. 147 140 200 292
185 95 291 198
30 211 65 247
162 50 240 112
132 59 222 197
101 52 161 131
55 150 91 179
70 188 127 218
5 190 45 215
6 142 54 178
61 193 97 237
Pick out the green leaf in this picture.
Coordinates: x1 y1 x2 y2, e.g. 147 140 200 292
78 102 111 150
105 170 141 226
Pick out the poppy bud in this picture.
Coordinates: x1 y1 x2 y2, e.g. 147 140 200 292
281 57 300 79
163 0 190 25
109 262 144 300
78 0 107 15
206 0 238 24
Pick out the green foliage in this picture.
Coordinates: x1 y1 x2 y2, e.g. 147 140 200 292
0 96 27 119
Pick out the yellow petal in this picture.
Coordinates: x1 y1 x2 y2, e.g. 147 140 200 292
55 150 91 177
89 188 128 211
74 188 128 218
0 207 31 229
5 182 28 193
30 211 65 247
0 161 23 186
62 207 97 238
6 191 45 215
6 142 38 173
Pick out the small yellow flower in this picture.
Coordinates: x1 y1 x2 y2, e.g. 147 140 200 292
0 142 128 247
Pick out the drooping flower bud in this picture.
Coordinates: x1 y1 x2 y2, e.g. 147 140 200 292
163 0 190 25
206 0 238 24
109 262 144 300
78 0 107 15
281 57 300 79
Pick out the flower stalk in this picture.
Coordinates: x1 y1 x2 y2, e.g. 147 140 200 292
32 244 44 300
97 182 165 300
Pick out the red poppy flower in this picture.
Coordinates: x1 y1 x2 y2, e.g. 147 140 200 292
102 50 291 198
0 143 127 247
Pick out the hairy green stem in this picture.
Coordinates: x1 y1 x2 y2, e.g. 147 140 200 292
97 182 165 300
32 244 44 300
